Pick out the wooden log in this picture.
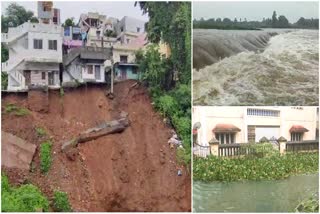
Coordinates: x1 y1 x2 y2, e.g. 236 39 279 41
61 115 129 152
78 124 126 144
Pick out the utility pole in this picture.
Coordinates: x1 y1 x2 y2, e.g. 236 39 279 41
111 58 114 94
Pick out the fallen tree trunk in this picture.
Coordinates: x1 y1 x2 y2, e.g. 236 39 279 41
62 112 129 152
78 124 126 144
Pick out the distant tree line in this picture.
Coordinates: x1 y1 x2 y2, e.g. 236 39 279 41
193 11 319 30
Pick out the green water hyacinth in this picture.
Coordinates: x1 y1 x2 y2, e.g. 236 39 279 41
193 152 319 182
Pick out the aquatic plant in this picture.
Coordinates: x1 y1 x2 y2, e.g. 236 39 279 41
193 152 319 182
295 192 319 213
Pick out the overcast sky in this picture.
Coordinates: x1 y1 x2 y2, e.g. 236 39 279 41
193 1 319 23
1 1 149 23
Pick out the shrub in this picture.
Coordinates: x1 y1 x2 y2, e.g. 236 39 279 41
155 95 179 117
1 72 8 90
53 191 72 212
193 152 319 182
1 174 10 192
1 174 49 212
35 127 47 137
40 141 52 173
4 103 29 116
171 84 191 114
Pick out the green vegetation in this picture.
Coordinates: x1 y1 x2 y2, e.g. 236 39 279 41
136 2 191 165
35 127 47 137
1 174 49 212
53 191 72 212
62 17 76 27
4 103 29 116
40 141 52 173
60 87 65 97
1 3 38 33
1 72 8 90
295 192 319 213
194 10 319 30
193 152 319 182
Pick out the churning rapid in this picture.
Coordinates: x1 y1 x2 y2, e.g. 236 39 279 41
193 29 319 106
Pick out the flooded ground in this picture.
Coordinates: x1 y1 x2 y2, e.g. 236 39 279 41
193 29 319 106
193 174 319 212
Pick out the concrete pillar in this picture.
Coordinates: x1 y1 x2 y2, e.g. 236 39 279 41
209 137 220 156
278 136 287 154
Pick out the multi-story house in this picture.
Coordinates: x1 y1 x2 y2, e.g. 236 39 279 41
1 21 63 91
62 46 112 86
193 107 318 146
37 1 61 25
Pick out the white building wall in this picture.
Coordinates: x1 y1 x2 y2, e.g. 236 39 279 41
2 22 63 90
117 16 145 34
113 48 136 63
28 31 62 62
30 71 48 86
193 107 318 145
63 61 105 84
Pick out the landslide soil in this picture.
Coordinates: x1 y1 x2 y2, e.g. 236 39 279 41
1 80 191 212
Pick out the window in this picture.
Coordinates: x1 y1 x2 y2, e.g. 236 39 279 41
215 133 235 144
41 72 46 80
132 67 138 74
48 40 57 50
87 65 93 74
248 126 255 142
120 55 128 63
137 27 140 33
33 39 43 49
43 6 51 12
126 38 130 44
120 27 124 32
247 108 280 117
64 27 70 36
53 17 58 24
291 132 303 142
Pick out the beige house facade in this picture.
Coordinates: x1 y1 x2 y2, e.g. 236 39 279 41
193 107 319 146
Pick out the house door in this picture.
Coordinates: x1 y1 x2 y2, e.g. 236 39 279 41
23 70 31 86
120 68 127 80
48 72 55 85
94 65 101 80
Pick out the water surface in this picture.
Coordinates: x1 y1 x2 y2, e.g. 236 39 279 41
193 29 319 106
193 174 319 212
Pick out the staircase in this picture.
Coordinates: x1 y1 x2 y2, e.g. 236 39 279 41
2 60 26 91
1 23 29 45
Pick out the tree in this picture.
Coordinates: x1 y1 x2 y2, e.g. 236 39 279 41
272 11 277 27
2 3 37 33
63 17 75 27
278 15 289 28
30 17 39 23
136 2 191 87
222 18 232 24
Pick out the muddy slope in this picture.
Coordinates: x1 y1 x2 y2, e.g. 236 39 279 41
1 80 191 212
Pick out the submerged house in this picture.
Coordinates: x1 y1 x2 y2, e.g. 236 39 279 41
1 21 63 91
62 46 112 86
193 107 318 146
